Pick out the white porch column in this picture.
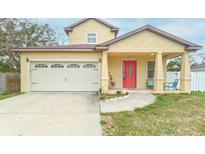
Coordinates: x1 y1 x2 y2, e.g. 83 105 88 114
154 52 164 93
101 51 109 93
180 52 191 93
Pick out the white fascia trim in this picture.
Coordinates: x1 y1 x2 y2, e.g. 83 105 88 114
29 58 100 62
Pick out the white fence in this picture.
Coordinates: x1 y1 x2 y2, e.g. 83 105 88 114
191 72 205 92
166 71 205 92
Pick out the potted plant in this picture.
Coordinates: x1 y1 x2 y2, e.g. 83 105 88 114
109 72 116 88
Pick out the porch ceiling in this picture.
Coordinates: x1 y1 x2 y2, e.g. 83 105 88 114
164 53 183 59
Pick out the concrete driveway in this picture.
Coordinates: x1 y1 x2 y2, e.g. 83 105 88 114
0 92 101 136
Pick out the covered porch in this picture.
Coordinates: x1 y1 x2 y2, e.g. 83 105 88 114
101 51 191 94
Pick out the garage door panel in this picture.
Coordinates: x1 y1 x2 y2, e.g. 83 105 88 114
30 61 99 92
65 63 99 91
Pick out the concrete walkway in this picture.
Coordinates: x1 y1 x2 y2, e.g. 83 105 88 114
0 92 101 136
100 93 156 113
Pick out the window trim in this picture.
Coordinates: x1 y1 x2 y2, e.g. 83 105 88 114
86 32 97 44
83 63 97 69
67 64 80 68
50 64 64 68
34 64 48 68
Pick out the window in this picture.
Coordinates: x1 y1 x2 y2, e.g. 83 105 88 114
34 64 48 68
129 64 133 78
83 64 96 68
147 61 155 79
67 64 80 68
87 33 96 44
51 64 64 68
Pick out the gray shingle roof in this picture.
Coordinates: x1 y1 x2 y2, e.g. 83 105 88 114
192 63 205 70
14 44 96 49
9 44 98 52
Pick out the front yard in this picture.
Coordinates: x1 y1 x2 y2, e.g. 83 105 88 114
101 92 205 136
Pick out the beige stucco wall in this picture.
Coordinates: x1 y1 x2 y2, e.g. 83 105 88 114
108 54 155 89
20 28 191 93
20 51 102 92
108 30 185 53
68 19 116 44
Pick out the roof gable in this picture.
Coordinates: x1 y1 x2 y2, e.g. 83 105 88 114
64 18 119 34
106 30 186 52
99 24 202 51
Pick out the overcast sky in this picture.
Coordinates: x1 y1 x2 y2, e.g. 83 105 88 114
32 18 205 62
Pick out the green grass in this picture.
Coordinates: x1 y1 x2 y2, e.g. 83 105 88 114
0 91 23 100
101 92 205 136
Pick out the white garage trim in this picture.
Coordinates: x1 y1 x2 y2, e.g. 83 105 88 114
29 59 101 92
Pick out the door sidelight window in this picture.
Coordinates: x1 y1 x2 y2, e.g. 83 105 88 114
129 64 133 78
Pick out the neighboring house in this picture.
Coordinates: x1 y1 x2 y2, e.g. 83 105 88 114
10 18 202 93
191 63 205 92
192 63 205 72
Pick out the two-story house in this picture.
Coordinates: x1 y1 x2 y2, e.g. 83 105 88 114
10 18 202 93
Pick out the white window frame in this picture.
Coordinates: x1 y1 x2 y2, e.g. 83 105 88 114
67 64 81 68
34 64 48 68
83 63 97 69
50 64 64 68
87 32 97 44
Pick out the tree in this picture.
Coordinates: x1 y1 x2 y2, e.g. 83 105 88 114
166 53 199 72
0 19 22 72
199 52 205 64
0 19 58 72
167 57 181 71
18 21 58 47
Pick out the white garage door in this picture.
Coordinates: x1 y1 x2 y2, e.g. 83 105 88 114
30 61 99 91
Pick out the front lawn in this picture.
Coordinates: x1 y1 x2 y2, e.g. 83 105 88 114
0 91 22 101
101 92 205 136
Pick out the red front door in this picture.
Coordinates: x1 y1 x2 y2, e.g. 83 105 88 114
123 60 137 88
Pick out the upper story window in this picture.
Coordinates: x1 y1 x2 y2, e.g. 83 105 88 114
87 33 96 44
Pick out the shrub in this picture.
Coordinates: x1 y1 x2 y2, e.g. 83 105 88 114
116 90 122 95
